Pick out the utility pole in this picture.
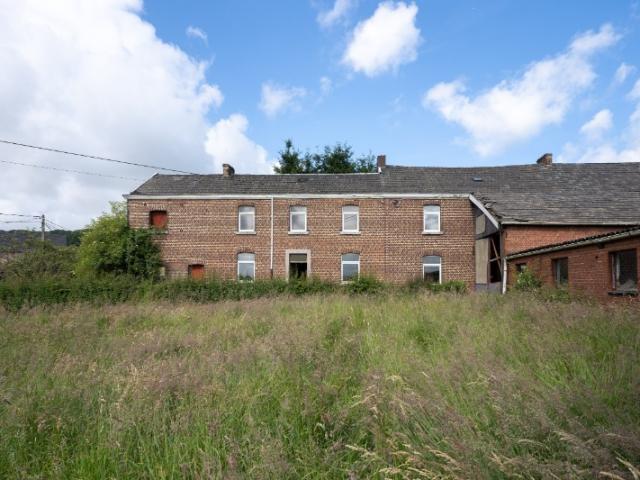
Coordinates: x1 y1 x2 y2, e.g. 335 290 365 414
41 214 45 242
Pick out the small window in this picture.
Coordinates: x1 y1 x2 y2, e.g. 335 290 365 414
423 255 441 283
237 253 256 281
423 205 441 233
341 253 360 282
611 250 637 292
290 206 307 233
238 206 255 233
342 206 359 233
552 257 569 286
188 264 205 280
149 210 168 229
516 263 527 273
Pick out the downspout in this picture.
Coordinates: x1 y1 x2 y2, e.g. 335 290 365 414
270 196 274 278
501 228 507 294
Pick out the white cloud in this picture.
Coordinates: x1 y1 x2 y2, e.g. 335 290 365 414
614 62 635 84
629 78 640 100
0 0 238 229
559 95 640 164
186 25 208 44
580 109 613 139
317 0 355 28
320 76 333 95
259 82 306 117
423 24 620 156
342 1 421 77
204 114 272 173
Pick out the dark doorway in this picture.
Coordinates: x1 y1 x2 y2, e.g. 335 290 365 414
289 253 308 280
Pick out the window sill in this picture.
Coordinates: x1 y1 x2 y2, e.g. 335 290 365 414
341 231 360 235
422 231 443 235
608 290 638 297
236 231 256 235
289 231 309 235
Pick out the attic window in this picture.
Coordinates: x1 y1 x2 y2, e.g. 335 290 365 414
149 210 168 229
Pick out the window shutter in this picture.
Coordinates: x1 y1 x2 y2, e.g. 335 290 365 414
149 210 168 229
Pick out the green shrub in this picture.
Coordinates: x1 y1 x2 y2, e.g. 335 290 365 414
344 275 384 295
0 241 76 281
76 202 161 279
0 275 148 310
514 269 542 292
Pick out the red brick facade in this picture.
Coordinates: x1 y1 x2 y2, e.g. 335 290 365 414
507 235 640 303
503 225 623 255
127 197 476 286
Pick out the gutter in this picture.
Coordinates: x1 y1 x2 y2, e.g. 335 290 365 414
124 193 471 200
506 228 640 260
270 196 274 278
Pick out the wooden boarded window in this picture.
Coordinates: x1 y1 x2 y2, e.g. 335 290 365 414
149 210 168 229
188 264 205 280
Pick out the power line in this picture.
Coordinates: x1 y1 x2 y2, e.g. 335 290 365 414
45 219 68 231
0 139 198 175
0 159 145 182
0 212 41 218
0 220 39 224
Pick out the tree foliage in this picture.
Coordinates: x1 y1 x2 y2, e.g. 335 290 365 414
76 202 161 279
274 139 375 174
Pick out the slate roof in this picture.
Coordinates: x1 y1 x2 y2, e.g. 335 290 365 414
128 162 640 226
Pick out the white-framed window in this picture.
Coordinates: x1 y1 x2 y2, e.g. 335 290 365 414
423 205 441 233
237 253 255 281
423 255 441 283
342 205 359 233
238 206 255 233
341 253 360 282
289 206 307 233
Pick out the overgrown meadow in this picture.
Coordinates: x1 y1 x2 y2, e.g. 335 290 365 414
1 292 638 479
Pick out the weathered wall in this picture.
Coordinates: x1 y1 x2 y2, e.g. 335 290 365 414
507 236 640 303
503 225 624 255
128 197 476 286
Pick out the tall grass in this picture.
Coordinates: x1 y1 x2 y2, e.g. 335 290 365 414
0 293 638 478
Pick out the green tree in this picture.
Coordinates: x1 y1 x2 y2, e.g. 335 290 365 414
76 202 161 279
273 140 375 174
273 139 305 174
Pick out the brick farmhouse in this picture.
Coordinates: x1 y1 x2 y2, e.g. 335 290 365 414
126 154 640 300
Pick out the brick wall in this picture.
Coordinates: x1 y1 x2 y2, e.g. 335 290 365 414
127 197 476 286
507 236 640 303
503 225 623 255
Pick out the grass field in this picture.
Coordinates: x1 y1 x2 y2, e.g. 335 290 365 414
1 292 639 479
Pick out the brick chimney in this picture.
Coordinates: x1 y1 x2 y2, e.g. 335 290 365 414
222 163 235 177
536 153 553 166
376 154 386 172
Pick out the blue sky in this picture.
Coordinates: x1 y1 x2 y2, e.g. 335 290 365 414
1 1 639 228
144 0 640 167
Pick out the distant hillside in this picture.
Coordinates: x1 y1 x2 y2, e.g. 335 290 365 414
0 229 82 253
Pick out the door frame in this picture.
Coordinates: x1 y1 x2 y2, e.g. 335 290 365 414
285 249 311 281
